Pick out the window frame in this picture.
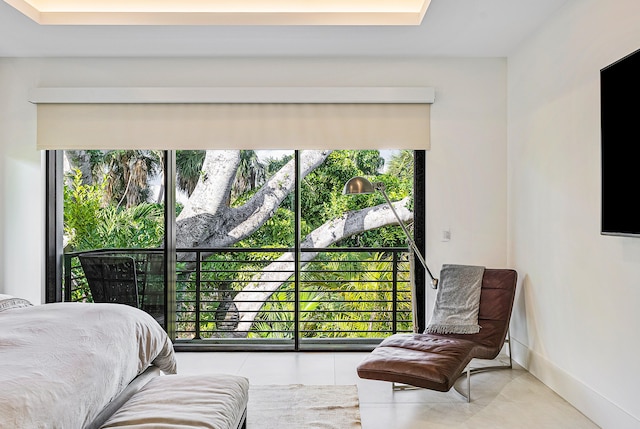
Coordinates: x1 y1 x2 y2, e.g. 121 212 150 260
46 149 426 344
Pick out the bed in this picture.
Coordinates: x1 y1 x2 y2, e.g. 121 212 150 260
0 295 177 429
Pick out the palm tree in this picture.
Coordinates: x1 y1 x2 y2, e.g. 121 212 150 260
175 149 267 203
231 150 266 201
176 150 206 197
386 150 414 180
100 150 162 209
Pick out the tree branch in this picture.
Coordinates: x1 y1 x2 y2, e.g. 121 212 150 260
232 197 413 335
176 150 331 249
175 151 240 248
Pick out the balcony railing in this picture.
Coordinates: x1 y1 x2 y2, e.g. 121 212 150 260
64 247 414 349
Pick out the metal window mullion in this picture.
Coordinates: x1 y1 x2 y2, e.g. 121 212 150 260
46 151 63 303
164 150 177 341
414 150 427 332
63 254 72 302
294 150 301 351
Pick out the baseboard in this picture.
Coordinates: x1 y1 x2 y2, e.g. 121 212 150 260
511 337 639 429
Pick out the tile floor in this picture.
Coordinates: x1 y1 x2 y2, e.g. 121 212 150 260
175 351 599 429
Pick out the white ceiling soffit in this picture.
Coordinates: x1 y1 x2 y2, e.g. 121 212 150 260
2 0 432 25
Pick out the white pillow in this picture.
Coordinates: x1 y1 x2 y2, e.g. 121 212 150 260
0 295 33 312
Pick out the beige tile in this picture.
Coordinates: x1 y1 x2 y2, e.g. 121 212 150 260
175 351 249 375
240 352 336 385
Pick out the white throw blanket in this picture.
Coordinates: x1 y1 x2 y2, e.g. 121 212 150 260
425 264 485 334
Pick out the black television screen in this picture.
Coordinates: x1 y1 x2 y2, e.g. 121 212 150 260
600 47 640 237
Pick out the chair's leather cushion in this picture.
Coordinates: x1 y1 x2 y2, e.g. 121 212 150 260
441 269 517 359
356 333 476 392
357 269 517 392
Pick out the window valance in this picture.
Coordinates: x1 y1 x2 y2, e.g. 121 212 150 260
30 87 434 150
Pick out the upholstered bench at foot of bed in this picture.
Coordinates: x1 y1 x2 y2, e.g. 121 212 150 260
356 333 477 392
100 374 249 429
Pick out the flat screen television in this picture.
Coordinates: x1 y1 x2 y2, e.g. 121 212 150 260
600 47 640 237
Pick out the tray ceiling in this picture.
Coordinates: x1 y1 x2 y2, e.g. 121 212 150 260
3 0 431 25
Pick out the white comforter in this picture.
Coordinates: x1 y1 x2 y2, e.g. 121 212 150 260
0 302 177 429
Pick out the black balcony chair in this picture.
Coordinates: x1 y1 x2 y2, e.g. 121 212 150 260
79 255 140 308
138 252 166 328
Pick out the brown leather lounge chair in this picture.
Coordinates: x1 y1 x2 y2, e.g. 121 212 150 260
356 268 517 402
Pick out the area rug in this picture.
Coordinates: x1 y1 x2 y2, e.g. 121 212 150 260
247 384 362 428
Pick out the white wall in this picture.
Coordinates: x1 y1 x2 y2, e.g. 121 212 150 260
0 56 508 309
508 0 640 427
0 60 42 305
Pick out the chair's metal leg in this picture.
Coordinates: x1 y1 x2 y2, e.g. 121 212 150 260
469 329 513 374
452 329 514 401
507 329 513 368
466 366 471 402
451 366 471 402
392 382 419 391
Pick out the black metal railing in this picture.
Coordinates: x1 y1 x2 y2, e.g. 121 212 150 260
64 246 414 347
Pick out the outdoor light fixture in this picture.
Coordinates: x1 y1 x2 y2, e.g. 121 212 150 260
343 176 439 289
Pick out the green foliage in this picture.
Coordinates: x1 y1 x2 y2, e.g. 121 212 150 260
240 150 417 338
386 149 414 181
236 150 414 248
300 151 361 230
63 169 106 251
236 206 297 248
232 150 266 201
355 150 385 175
248 251 413 339
264 153 293 176
93 204 164 249
64 169 164 252
176 150 205 197
101 150 162 208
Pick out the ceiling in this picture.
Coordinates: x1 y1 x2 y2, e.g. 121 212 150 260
0 0 568 58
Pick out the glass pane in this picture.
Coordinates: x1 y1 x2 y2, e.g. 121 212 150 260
299 150 415 343
174 150 295 341
62 149 166 327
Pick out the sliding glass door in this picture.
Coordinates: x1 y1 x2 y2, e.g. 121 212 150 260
57 149 167 328
50 149 425 351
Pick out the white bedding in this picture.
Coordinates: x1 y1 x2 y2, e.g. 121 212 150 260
0 302 177 429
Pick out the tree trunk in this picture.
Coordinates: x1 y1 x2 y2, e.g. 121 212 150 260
176 150 331 251
232 197 414 335
64 150 93 185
